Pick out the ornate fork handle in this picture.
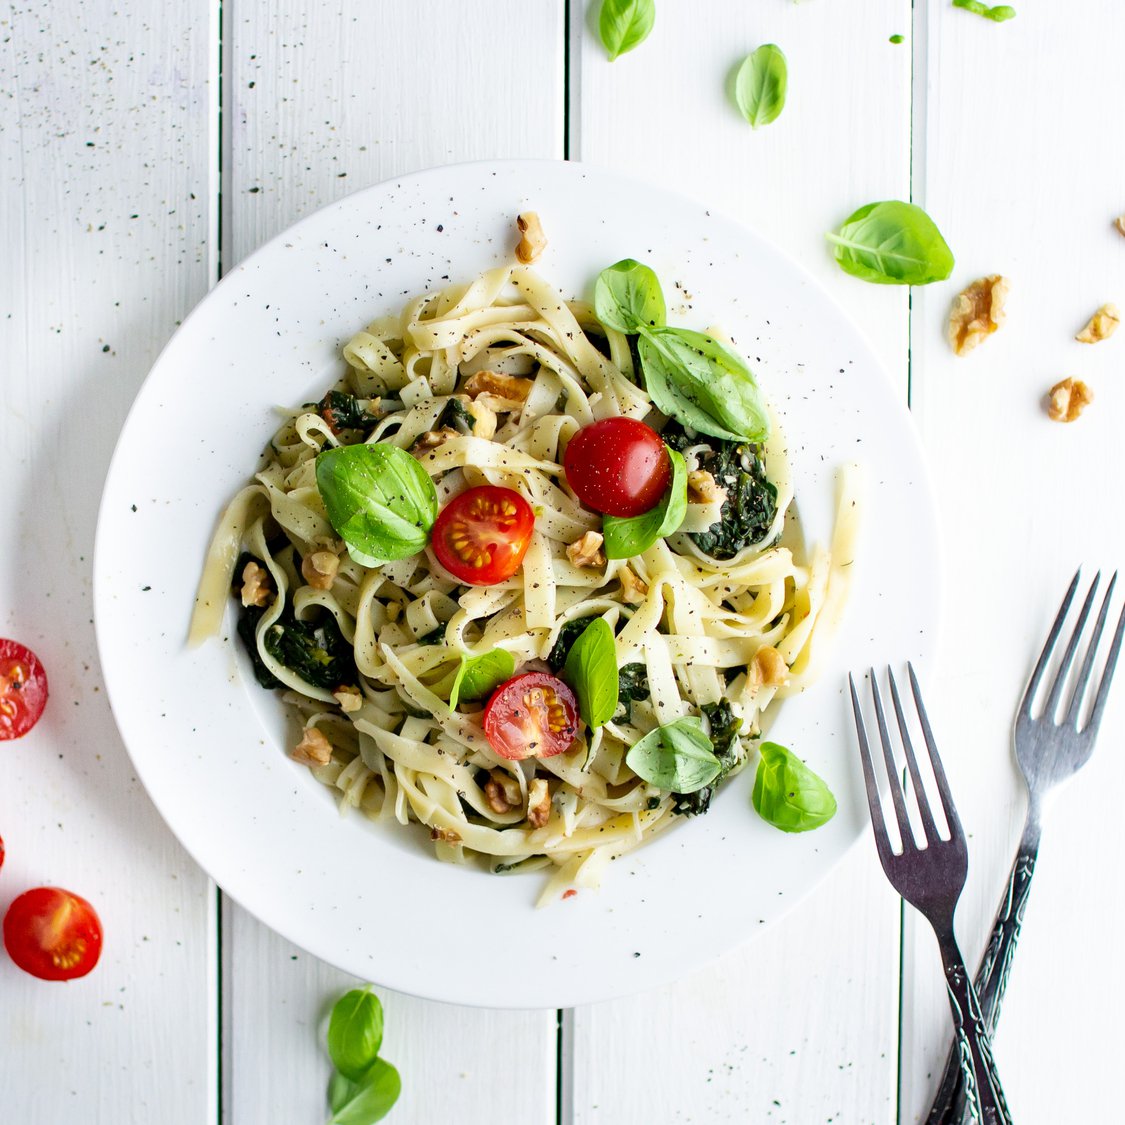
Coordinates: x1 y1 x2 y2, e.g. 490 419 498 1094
929 816 1041 1123
930 932 1014 1125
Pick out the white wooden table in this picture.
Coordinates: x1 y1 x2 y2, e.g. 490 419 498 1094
3 3 1124 1121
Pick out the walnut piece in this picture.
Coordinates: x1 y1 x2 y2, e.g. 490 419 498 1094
430 826 463 844
301 550 340 591
1046 378 1093 423
566 530 606 569
291 727 332 766
515 212 547 264
1115 216 1125 238
463 370 533 403
687 469 725 504
332 686 363 713
240 561 272 608
526 778 551 828
749 645 789 689
410 425 459 456
1075 303 1120 344
618 564 648 604
484 768 522 814
947 274 1009 356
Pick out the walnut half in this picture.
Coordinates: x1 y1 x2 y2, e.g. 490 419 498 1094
526 778 551 828
292 727 332 766
301 550 340 591
947 275 1009 356
1046 378 1093 423
1075 303 1120 344
240 561 272 608
515 212 547 264
566 531 605 569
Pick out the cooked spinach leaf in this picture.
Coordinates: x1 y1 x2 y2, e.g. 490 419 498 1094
548 615 598 671
263 609 357 690
417 622 447 646
310 390 380 435
437 396 476 434
233 556 357 692
672 701 743 816
663 421 777 559
617 662 650 721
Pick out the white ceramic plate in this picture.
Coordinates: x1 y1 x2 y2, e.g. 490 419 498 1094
94 160 940 1008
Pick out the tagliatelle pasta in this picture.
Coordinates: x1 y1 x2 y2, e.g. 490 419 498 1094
190 251 858 903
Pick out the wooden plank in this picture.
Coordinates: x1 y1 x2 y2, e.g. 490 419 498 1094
0 1 218 1121
567 3 911 1121
901 6 1125 1122
222 3 565 1121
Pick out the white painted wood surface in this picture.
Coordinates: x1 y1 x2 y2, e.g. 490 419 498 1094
3 2 1124 1123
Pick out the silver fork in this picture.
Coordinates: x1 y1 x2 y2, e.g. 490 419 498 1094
927 569 1125 1124
849 666 1012 1125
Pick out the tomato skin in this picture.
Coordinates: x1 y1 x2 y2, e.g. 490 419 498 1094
482 673 580 760
432 486 535 586
0 639 49 741
3 887 103 982
563 418 671 517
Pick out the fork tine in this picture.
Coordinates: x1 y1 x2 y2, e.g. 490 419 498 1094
887 667 942 844
869 668 915 850
1043 572 1101 721
1085 594 1125 736
1065 571 1117 727
849 674 894 867
1020 568 1081 718
907 663 964 843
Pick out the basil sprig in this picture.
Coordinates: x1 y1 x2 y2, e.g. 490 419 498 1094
325 986 401 1124
601 448 687 560
626 716 723 794
562 618 619 729
598 0 655 61
448 648 515 711
734 44 788 129
316 442 438 566
593 260 770 443
751 742 837 832
826 201 954 286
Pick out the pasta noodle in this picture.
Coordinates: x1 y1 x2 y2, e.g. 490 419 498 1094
190 251 857 900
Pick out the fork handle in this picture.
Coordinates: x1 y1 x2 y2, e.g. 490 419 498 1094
928 819 1041 1124
929 932 1013 1125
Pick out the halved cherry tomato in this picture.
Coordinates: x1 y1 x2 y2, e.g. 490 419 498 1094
0 836 4 872
563 418 671 517
482 672 579 760
432 485 535 586
3 887 103 981
0 639 49 741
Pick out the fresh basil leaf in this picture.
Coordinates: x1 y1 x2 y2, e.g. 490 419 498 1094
594 259 666 335
598 0 655 61
734 44 788 129
638 327 770 443
316 442 438 567
602 447 687 560
826 200 954 286
449 648 516 711
329 1058 401 1125
327 986 384 1082
562 618 619 729
626 716 723 794
328 1072 357 1115
751 742 837 833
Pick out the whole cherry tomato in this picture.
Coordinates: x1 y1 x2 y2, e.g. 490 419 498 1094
563 418 670 517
